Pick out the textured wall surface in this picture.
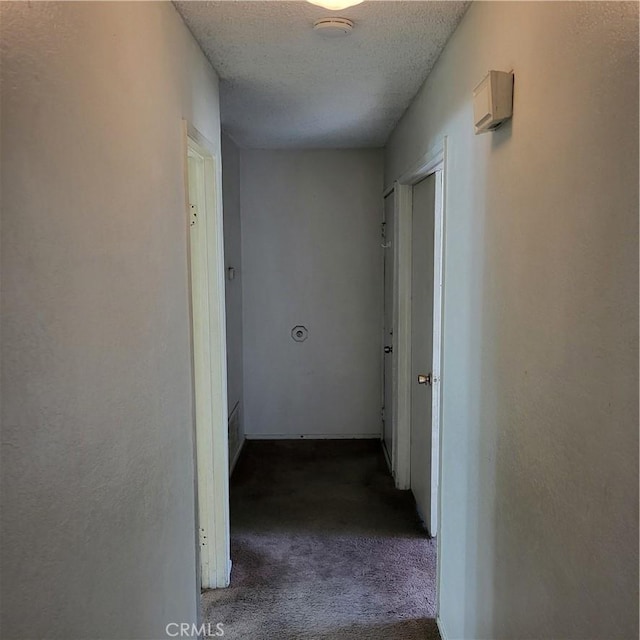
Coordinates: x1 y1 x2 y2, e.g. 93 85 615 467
221 133 245 459
385 2 639 638
241 150 384 438
175 1 468 148
0 2 222 637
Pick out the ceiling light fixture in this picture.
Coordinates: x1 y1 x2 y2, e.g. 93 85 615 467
307 0 364 11
313 17 354 37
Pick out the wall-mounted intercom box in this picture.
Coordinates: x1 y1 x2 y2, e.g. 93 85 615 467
473 70 514 134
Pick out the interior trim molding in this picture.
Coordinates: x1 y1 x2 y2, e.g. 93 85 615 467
184 120 231 591
436 615 449 640
229 436 246 477
382 439 393 474
397 144 445 186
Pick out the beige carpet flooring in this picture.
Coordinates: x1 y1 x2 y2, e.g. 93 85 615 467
202 439 440 640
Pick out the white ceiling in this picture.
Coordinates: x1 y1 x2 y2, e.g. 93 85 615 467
174 1 469 148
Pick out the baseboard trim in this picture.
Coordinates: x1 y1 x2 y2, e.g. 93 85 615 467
245 433 381 440
382 439 393 474
436 615 448 640
229 436 245 476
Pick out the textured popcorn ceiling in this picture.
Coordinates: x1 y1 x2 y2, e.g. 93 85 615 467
174 1 469 148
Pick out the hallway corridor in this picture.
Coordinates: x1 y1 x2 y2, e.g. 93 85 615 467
203 440 439 639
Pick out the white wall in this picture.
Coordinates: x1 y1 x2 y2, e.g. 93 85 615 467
241 150 384 438
221 133 245 462
0 3 222 638
385 2 638 639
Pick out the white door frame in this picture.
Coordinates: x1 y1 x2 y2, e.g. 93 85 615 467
381 191 395 472
387 140 446 496
183 121 231 590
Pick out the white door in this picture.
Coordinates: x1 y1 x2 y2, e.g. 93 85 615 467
382 192 395 462
410 173 436 534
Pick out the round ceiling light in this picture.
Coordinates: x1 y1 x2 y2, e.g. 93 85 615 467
307 0 364 10
313 17 354 37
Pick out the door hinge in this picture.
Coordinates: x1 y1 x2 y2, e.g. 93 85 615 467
190 203 198 227
381 222 392 248
199 527 208 548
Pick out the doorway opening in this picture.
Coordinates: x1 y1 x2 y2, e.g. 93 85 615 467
383 139 446 617
197 146 444 637
382 190 395 469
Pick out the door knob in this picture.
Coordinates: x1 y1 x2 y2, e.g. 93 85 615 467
418 373 432 386
384 346 393 354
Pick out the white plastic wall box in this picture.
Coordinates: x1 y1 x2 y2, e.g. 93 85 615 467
473 70 514 134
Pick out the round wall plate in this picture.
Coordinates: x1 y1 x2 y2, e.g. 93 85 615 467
291 326 308 342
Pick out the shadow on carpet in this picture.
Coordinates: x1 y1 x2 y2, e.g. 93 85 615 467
202 440 439 640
